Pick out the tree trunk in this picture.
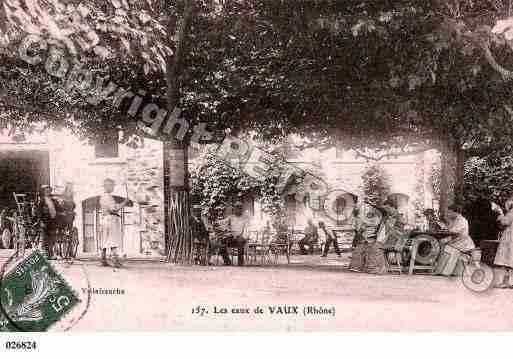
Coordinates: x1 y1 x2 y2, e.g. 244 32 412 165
164 0 194 264
165 141 192 263
439 148 448 220
439 139 457 220
454 144 465 204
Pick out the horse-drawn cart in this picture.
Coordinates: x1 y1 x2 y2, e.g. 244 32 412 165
4 192 79 259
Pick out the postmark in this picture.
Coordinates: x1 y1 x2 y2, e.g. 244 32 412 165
0 250 80 331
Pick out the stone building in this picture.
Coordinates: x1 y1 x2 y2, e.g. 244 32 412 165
233 146 440 233
280 146 439 229
0 129 439 258
0 129 166 258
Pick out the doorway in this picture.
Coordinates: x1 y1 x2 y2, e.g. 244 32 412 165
0 150 50 209
82 195 136 254
0 150 50 249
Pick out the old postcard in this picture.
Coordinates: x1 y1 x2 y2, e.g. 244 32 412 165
1 0 513 348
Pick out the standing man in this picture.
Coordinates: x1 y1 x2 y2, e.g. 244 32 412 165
99 179 132 268
60 182 76 228
319 221 341 258
39 185 57 260
217 201 249 266
298 219 319 255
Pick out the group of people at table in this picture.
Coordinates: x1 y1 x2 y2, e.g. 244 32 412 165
190 201 348 266
190 195 513 288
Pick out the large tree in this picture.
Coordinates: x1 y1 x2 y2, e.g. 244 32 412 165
4 0 513 257
0 0 198 263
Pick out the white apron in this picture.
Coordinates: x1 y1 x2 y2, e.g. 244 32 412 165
435 214 475 276
495 210 513 268
100 194 123 250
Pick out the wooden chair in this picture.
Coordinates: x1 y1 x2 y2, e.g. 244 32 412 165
269 230 291 264
407 240 434 275
192 238 209 265
245 230 260 265
246 230 274 265
385 250 403 274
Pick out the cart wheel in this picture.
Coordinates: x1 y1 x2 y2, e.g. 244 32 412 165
1 228 12 249
461 262 494 292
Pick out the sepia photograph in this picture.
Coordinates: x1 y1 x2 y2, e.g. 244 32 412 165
1 0 513 354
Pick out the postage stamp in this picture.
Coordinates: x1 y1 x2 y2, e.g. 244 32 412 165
0 250 80 332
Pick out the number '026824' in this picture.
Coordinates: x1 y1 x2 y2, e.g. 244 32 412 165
5 341 37 350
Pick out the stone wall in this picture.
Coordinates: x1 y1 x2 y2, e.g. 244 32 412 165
48 130 165 257
258 150 438 229
125 141 166 256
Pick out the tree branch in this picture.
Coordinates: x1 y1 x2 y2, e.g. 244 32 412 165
479 39 513 80
353 146 435 161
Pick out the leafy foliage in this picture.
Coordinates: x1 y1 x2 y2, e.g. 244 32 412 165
0 0 512 157
1 0 173 72
190 148 286 221
0 0 183 145
361 164 391 207
429 162 441 201
463 148 513 206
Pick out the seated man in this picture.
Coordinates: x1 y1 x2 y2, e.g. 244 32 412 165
298 219 319 255
215 202 249 266
190 204 211 265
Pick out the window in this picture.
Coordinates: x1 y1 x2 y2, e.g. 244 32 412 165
94 136 119 158
335 196 347 225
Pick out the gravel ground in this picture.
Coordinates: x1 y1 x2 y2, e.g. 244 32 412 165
1 251 512 331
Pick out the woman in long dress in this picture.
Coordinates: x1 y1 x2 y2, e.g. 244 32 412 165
349 203 387 274
434 204 475 276
494 197 513 288
100 179 131 268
